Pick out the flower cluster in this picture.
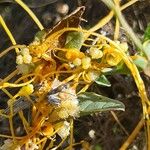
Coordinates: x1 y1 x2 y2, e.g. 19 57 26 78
0 1 150 149
16 47 32 65
0 26 129 149
0 6 137 149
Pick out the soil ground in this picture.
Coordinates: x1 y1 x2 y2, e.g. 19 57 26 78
0 0 150 149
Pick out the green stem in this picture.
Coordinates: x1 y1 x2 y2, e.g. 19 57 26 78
101 0 143 51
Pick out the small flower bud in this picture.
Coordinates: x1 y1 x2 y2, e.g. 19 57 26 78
19 84 34 96
81 57 91 69
23 54 32 64
73 58 81 66
106 51 121 66
87 71 100 81
89 48 103 59
16 55 23 65
20 47 29 55
66 48 84 61
41 122 54 136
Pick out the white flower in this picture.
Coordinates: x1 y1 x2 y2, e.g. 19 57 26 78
51 79 62 89
16 55 23 65
20 47 30 55
48 79 80 118
58 88 79 118
23 54 32 64
57 121 70 139
16 47 32 65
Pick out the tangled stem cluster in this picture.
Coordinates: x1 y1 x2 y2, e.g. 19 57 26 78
0 0 150 149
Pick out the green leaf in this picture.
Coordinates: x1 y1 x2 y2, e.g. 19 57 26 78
144 24 150 42
104 63 130 75
143 40 150 60
95 75 111 87
93 144 102 150
133 56 148 70
144 61 150 77
78 92 125 116
65 31 84 50
34 30 47 42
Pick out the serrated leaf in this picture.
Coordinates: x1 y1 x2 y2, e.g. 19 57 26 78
95 75 111 87
78 92 125 116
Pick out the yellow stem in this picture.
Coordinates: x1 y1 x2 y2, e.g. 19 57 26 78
38 137 47 149
51 136 68 150
0 134 23 139
114 18 120 40
1 88 13 98
101 0 143 50
0 45 25 58
106 39 150 149
9 102 16 142
147 119 150 150
70 118 74 150
14 73 41 84
62 74 77 84
15 0 44 30
119 118 144 150
89 0 138 32
0 15 20 53
113 0 120 40
0 77 35 89
18 111 30 134
77 84 90 94
36 137 47 145
0 69 18 85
